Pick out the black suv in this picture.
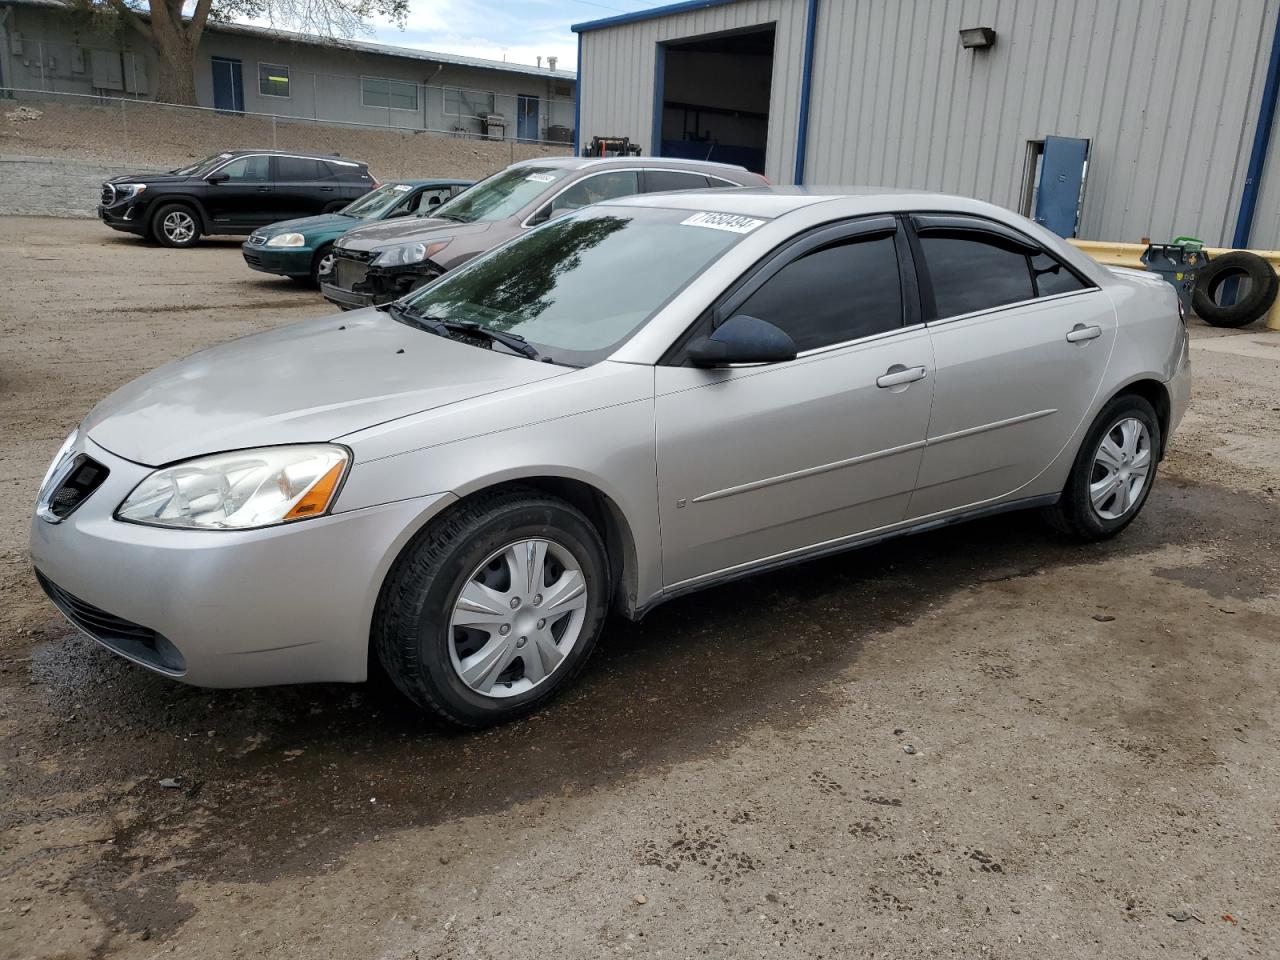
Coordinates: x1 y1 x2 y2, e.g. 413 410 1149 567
98 150 375 248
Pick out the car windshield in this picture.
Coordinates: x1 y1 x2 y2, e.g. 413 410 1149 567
171 153 232 177
401 206 752 366
428 166 570 223
342 183 418 219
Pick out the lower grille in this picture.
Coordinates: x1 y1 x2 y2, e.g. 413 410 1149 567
243 252 263 268
36 572 186 674
334 258 369 290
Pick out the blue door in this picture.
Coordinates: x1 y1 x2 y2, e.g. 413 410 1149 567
1034 136 1089 237
211 57 244 113
517 95 539 142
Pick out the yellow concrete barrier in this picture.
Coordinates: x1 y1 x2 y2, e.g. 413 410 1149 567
1067 238 1280 330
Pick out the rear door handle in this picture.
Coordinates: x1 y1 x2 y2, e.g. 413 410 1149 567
320 186 335 192
1066 323 1102 343
256 186 271 192
876 364 928 388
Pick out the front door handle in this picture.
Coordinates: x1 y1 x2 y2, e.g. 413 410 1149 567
257 186 271 192
1066 323 1102 343
320 186 335 192
876 364 928 389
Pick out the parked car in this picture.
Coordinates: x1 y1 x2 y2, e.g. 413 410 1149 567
32 189 1189 728
98 150 375 248
242 179 473 285
320 155 767 309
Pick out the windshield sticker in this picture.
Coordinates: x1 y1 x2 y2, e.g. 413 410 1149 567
391 183 412 192
681 211 765 233
526 172 557 183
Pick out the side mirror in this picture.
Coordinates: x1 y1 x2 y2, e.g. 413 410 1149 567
687 314 797 367
206 172 229 184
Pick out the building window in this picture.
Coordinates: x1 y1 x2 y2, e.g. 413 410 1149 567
362 76 419 112
445 86 497 120
258 63 290 98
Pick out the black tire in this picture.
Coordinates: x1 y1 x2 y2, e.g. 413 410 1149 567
373 488 611 728
1043 393 1162 541
1191 251 1278 327
306 244 334 287
150 202 202 248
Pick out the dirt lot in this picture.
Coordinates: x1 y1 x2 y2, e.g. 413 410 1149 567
1 217 1279 960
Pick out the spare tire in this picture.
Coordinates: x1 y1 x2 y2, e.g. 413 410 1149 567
1191 251 1278 327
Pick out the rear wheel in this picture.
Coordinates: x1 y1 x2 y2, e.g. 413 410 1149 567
151 203 201 248
1044 394 1161 541
373 489 610 727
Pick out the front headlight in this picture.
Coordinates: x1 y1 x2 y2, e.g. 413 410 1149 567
116 184 146 199
116 445 349 530
374 238 451 267
266 232 306 248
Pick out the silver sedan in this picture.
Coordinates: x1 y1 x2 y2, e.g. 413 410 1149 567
31 188 1191 726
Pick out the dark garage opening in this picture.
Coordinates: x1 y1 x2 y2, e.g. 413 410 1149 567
657 26 774 174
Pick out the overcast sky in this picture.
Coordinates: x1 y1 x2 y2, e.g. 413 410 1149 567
363 0 671 70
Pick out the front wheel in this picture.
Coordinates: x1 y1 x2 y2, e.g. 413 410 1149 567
1043 394 1162 541
373 489 610 727
151 203 201 248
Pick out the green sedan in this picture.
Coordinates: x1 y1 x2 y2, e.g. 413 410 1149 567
241 179 474 285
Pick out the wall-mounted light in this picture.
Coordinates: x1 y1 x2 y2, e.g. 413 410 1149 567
959 27 997 49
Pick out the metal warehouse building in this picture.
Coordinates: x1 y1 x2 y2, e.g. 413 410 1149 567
573 0 1280 248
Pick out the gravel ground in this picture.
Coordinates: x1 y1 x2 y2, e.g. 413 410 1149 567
1 217 1279 960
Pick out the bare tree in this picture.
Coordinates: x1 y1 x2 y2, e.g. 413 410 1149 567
72 0 408 105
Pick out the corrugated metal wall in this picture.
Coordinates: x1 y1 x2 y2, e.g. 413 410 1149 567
577 0 810 180
580 0 1280 247
807 0 1280 246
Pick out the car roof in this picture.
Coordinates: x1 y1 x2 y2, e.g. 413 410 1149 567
508 154 753 175
598 186 1023 221
392 178 475 187
219 149 368 167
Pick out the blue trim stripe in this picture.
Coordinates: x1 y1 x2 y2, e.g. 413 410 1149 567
572 0 742 34
1234 6 1280 248
793 0 819 184
652 41 667 156
574 33 582 155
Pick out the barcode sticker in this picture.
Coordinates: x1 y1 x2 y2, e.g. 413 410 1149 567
526 172 557 183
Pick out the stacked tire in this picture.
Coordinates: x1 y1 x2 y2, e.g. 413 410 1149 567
1192 251 1278 328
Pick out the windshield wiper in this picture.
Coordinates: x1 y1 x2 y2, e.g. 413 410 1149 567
381 300 451 338
441 320 542 360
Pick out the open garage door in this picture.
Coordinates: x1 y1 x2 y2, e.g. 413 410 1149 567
656 26 774 175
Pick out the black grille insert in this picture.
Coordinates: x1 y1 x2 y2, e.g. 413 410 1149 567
47 455 109 520
101 184 115 205
35 572 186 674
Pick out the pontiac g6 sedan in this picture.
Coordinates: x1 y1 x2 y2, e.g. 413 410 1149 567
32 189 1190 727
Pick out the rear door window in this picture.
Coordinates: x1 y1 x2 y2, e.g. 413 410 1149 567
918 234 1035 318
645 170 710 192
734 233 904 352
275 157 323 181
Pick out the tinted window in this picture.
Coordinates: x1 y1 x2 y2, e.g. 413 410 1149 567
645 170 710 192
1031 251 1089 296
920 234 1034 318
276 157 322 181
215 155 269 182
432 166 571 223
258 63 289 98
550 171 641 213
736 234 903 352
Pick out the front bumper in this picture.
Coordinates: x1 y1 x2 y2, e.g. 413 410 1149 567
98 203 148 236
30 436 452 688
321 259 439 310
242 242 312 278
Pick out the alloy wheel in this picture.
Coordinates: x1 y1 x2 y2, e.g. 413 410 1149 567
448 538 589 698
1089 417 1152 520
163 211 196 244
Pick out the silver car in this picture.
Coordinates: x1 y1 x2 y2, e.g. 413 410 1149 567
31 188 1191 727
